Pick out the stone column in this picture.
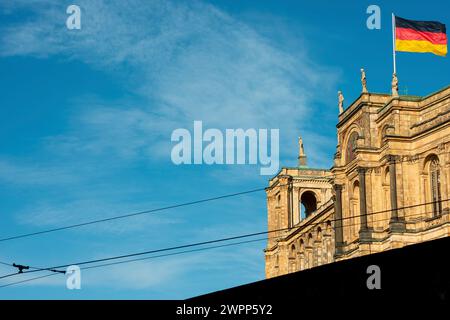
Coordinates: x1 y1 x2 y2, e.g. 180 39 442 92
288 181 293 228
305 246 313 269
323 234 333 263
315 240 322 266
358 167 371 241
388 155 405 231
333 184 344 254
388 155 398 217
298 252 305 271
293 187 300 225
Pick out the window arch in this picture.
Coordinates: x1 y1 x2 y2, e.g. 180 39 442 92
346 131 359 164
299 239 305 270
350 180 361 240
299 191 317 219
290 244 296 254
288 244 297 273
325 221 333 263
306 234 313 269
429 156 442 216
316 227 322 241
380 167 391 229
325 220 332 231
299 239 305 251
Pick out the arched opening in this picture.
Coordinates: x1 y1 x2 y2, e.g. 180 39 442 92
428 155 442 216
325 220 332 231
288 244 297 273
306 234 313 269
316 227 323 267
325 221 333 263
350 181 360 241
346 131 359 164
316 227 322 241
381 167 391 229
299 239 305 270
300 191 317 219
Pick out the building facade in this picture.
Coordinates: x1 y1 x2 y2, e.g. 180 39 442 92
265 80 450 278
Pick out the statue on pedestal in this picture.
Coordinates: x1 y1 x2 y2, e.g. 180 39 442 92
392 73 399 97
361 68 368 93
298 136 307 167
338 91 344 114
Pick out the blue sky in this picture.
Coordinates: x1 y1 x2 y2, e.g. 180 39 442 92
0 0 449 299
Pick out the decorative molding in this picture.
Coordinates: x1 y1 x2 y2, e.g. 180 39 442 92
401 154 420 164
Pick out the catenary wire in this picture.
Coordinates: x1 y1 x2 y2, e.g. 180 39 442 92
0 152 438 243
0 187 266 243
0 237 270 288
0 207 442 288
1 197 447 283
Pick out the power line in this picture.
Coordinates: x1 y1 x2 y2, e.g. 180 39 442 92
3 197 448 281
0 237 270 288
0 152 441 244
0 272 21 281
0 187 266 243
0 273 58 289
0 206 443 289
0 261 65 280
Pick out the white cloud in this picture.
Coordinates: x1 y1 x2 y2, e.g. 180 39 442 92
0 0 338 295
15 197 182 235
0 158 79 186
1 0 339 168
0 244 264 294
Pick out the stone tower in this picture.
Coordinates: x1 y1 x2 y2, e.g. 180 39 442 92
265 138 333 277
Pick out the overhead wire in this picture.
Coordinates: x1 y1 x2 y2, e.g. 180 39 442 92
1 197 447 288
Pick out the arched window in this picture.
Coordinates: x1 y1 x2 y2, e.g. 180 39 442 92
346 132 359 164
288 244 297 273
316 227 322 241
299 239 305 270
306 234 313 269
290 244 296 253
325 221 333 263
316 227 323 266
381 167 391 229
351 181 360 240
300 191 317 219
430 156 442 216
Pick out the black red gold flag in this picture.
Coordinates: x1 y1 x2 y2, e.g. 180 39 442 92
395 16 447 57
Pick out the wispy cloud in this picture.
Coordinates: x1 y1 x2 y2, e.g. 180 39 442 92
1 244 264 297
1 0 339 167
0 158 79 186
0 0 338 296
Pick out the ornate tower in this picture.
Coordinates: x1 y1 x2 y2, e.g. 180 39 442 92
265 137 334 277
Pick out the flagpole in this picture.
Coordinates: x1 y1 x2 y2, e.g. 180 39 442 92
392 13 397 74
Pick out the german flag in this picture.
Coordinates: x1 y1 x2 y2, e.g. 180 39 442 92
395 16 447 57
